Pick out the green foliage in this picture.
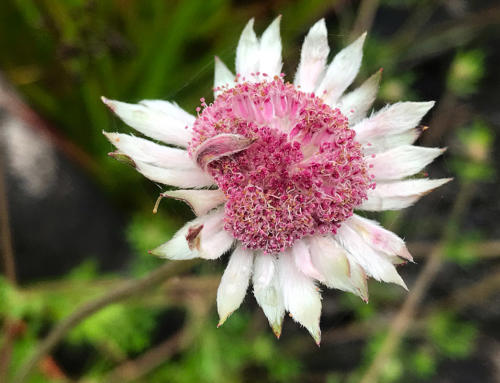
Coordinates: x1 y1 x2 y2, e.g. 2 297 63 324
444 232 482 265
69 304 157 354
126 211 183 276
409 347 437 379
427 312 477 358
148 312 300 383
447 50 485 97
452 121 495 182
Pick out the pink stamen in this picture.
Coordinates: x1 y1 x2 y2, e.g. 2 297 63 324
188 79 371 254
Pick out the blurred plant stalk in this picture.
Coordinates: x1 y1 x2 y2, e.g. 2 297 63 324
12 259 200 383
358 119 493 383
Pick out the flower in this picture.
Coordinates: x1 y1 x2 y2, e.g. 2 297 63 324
102 17 450 343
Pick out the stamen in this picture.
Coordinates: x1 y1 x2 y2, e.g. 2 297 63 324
188 78 372 254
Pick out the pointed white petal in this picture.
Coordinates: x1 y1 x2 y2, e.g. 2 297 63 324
335 225 407 289
354 101 435 143
307 236 368 300
217 245 254 325
134 160 214 188
102 97 193 147
367 145 446 181
292 240 324 281
294 19 330 93
316 32 366 105
347 259 370 302
337 70 381 124
162 189 226 216
236 19 259 78
359 178 452 211
214 57 235 98
151 208 234 260
104 132 195 169
362 128 421 155
253 254 285 337
139 99 195 126
346 214 413 262
259 16 282 77
278 253 322 344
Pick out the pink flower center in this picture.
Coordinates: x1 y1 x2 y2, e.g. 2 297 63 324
189 78 372 254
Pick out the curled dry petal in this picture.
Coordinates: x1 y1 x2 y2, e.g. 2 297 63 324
151 208 234 260
193 133 256 170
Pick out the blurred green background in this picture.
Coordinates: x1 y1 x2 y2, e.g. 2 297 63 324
0 0 499 382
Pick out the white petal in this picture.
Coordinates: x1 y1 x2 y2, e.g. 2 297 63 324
347 259 370 302
214 57 235 98
294 19 330 93
104 132 195 169
292 240 324 281
151 208 234 260
162 189 226 216
134 160 213 188
102 97 193 147
346 214 413 262
354 101 435 143
367 145 446 181
259 16 282 77
217 245 254 325
337 70 381 124
139 99 195 126
362 128 421 155
253 254 285 337
307 236 368 301
316 32 366 105
236 19 259 78
278 253 322 344
359 178 452 211
335 225 407 289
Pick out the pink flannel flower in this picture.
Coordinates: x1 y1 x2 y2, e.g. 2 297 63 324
102 18 450 343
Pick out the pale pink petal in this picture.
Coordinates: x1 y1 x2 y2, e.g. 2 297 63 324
151 208 234 260
214 56 235 98
337 70 381 124
335 224 407 289
259 16 282 78
362 128 421 155
253 253 285 337
346 214 413 262
354 101 435 143
134 160 214 188
236 19 259 78
217 245 254 325
359 178 452 211
307 236 368 301
162 189 226 216
291 240 324 281
294 19 329 93
103 132 195 169
278 252 322 344
367 145 446 181
316 33 366 105
101 97 193 147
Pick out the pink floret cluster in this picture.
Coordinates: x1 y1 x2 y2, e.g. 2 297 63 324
188 78 373 254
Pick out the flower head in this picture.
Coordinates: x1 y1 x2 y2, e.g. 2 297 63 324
103 17 450 343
